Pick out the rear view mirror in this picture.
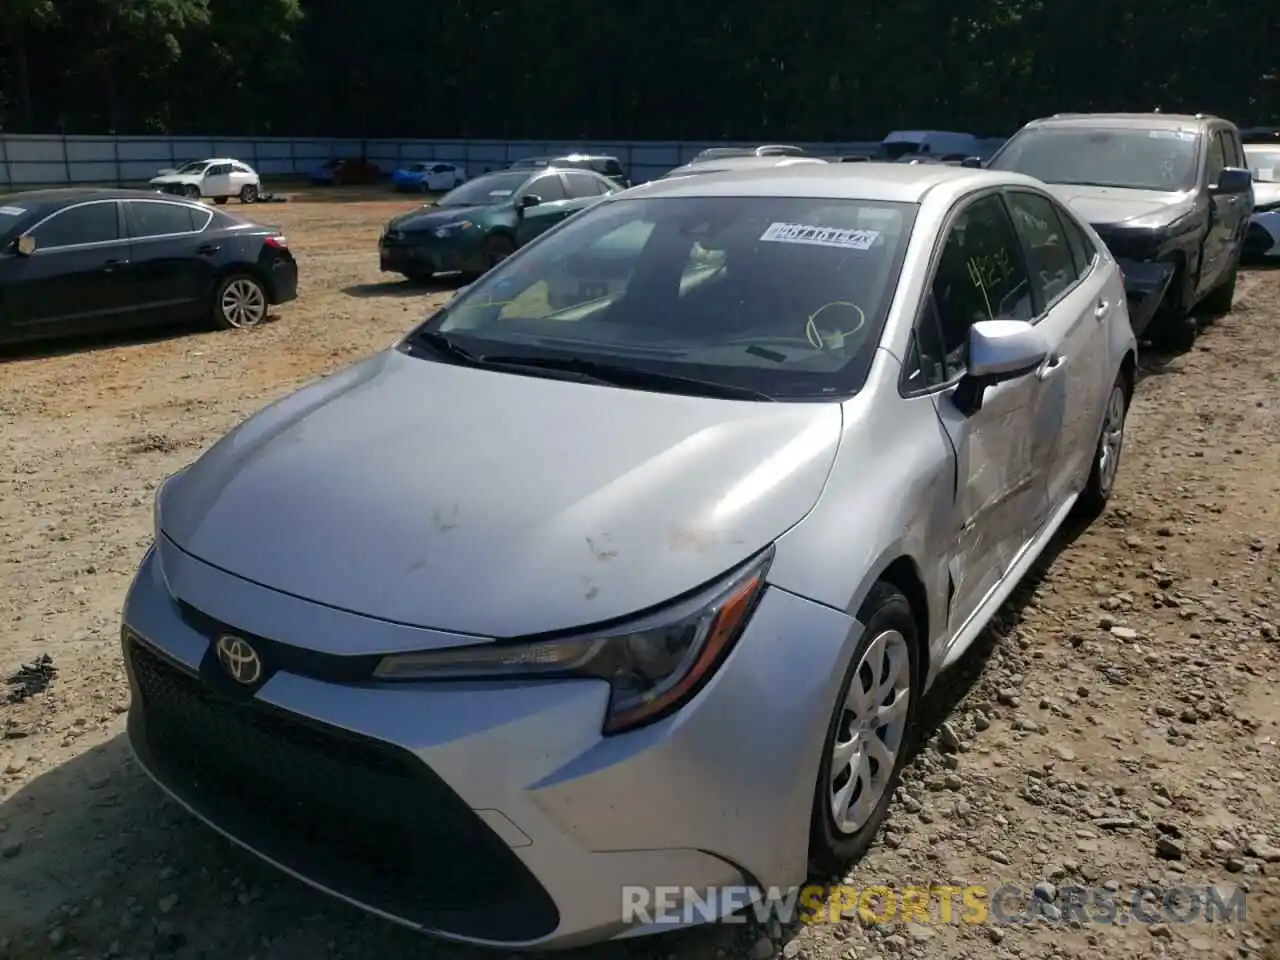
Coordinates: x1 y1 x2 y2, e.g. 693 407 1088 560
1212 167 1253 195
16 235 36 256
954 319 1050 415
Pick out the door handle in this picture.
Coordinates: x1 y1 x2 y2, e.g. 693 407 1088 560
1037 353 1066 380
1093 299 1110 320
102 258 127 272
197 243 220 255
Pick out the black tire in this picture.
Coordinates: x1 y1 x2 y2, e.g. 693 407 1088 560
809 582 920 876
213 273 269 329
1076 372 1130 517
1197 263 1237 319
212 196 227 206
484 234 516 270
239 184 259 204
182 184 200 200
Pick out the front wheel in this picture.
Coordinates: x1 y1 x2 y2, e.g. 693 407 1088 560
239 184 259 204
1076 374 1129 516
213 274 269 329
809 582 919 874
182 184 200 200
483 234 516 270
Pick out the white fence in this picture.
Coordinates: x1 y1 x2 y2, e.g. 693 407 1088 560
0 134 1011 189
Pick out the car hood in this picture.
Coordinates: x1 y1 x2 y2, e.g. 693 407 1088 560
150 174 199 185
1043 184 1193 229
158 349 843 639
386 204 496 231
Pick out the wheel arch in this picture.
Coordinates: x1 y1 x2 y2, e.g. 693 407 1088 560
870 555 932 692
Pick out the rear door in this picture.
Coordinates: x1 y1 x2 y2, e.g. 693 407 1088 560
918 192 1053 635
515 172 573 244
122 199 219 321
1218 129 1253 266
1004 188 1108 512
2 200 135 335
1199 131 1235 295
562 170 611 214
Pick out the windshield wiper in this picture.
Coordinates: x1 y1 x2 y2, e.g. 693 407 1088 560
408 330 483 365
479 354 775 401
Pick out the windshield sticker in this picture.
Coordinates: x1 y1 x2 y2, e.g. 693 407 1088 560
0 206 26 216
1148 130 1197 141
488 189 514 197
760 222 880 249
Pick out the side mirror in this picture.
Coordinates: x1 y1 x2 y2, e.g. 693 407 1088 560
960 156 984 168
953 319 1050 415
520 194 542 209
16 235 36 256
1212 167 1253 195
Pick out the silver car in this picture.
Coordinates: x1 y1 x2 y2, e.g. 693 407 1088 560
122 163 1136 949
662 155 828 179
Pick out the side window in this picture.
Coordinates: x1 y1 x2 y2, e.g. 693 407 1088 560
126 201 199 238
430 164 449 174
564 172 604 198
529 174 566 202
31 202 120 248
932 195 1033 380
1005 191 1080 309
1205 134 1226 183
902 296 948 391
1222 131 1243 168
233 164 253 174
1058 206 1098 274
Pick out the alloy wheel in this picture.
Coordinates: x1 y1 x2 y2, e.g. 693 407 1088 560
1097 385 1126 496
220 279 267 328
830 628 912 834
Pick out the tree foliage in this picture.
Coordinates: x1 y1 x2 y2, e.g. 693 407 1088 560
0 0 1275 138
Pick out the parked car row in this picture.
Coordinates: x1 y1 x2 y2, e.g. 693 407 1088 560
123 157 1139 952
0 188 297 345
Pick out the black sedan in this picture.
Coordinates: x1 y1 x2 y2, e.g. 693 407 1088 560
0 188 297 346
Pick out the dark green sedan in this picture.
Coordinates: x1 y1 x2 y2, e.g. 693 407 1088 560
379 167 620 282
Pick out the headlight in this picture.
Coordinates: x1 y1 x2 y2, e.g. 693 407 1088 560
373 548 773 734
434 220 473 237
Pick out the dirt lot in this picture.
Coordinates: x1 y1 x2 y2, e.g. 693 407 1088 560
1 186 1278 960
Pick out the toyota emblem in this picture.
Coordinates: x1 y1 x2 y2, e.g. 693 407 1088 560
215 634 263 685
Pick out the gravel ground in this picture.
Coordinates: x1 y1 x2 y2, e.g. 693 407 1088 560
0 186 1277 960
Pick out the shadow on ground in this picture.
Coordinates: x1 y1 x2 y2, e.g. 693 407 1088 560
0 316 278 364
343 276 466 299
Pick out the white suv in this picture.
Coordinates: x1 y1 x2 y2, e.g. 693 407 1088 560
149 159 261 204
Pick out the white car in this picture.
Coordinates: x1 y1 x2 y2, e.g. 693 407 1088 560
1243 144 1280 260
392 162 468 192
149 159 261 204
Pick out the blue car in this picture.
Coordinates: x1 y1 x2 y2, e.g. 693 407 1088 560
391 161 467 193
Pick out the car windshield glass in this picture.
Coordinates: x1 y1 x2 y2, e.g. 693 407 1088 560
435 171 529 207
990 127 1201 190
694 148 755 162
1244 147 1280 181
417 194 917 399
175 161 208 174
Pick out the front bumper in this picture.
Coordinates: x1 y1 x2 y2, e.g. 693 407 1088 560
1115 257 1177 336
121 538 857 949
379 233 483 276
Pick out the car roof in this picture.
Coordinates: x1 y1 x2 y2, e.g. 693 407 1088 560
1 187 196 207
1024 112 1226 132
665 156 828 177
629 162 1042 203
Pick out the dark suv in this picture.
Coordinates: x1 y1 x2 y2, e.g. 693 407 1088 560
510 154 630 188
987 112 1254 348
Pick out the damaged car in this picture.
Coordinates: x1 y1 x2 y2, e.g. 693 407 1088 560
988 112 1253 349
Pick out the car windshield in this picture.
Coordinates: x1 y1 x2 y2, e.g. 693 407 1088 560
415 194 917 400
1244 147 1280 182
435 171 529 207
0 199 35 242
990 127 1201 191
694 148 755 162
512 157 549 169
175 161 209 174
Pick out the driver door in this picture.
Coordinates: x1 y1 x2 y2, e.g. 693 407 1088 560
202 163 233 198
515 172 573 245
920 193 1054 637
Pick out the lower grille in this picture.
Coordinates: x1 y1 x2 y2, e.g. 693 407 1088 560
124 634 558 942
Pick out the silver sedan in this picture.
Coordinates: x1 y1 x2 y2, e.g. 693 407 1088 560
121 163 1136 949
